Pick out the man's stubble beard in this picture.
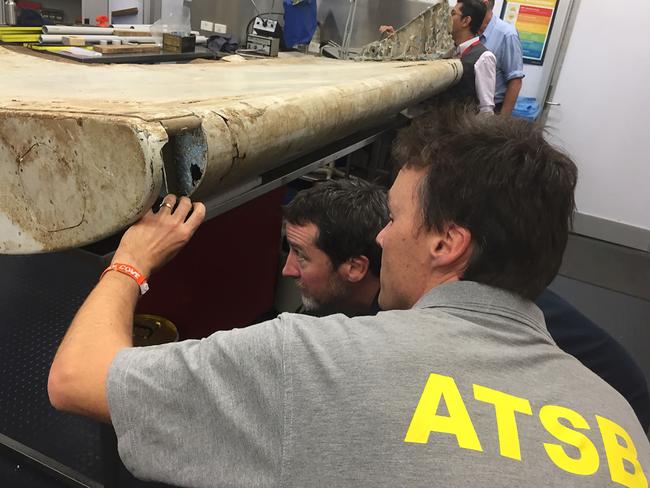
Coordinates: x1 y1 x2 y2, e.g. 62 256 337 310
300 294 320 312
298 276 349 316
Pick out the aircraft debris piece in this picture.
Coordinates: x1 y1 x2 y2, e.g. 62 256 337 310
357 1 455 62
0 47 461 253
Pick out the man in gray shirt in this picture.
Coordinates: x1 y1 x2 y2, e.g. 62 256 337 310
282 181 650 432
48 108 650 487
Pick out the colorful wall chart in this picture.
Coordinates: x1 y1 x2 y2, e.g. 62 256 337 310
500 0 559 65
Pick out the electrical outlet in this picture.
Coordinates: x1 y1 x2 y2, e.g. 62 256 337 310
213 23 227 34
200 20 214 32
253 17 278 34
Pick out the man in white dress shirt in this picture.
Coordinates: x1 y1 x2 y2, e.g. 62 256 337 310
447 0 497 113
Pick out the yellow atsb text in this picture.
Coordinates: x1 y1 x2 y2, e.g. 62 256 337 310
404 373 647 488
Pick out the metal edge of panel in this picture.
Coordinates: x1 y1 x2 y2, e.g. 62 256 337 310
202 117 404 220
0 432 102 488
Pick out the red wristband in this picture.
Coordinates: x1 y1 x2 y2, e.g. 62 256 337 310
100 263 149 295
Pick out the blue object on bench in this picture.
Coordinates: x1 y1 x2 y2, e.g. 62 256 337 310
512 96 541 121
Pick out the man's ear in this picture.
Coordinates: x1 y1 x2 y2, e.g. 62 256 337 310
339 255 370 283
430 224 472 269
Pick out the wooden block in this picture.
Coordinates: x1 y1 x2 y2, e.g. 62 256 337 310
62 36 86 46
111 7 139 17
93 44 161 54
162 33 196 53
113 30 152 37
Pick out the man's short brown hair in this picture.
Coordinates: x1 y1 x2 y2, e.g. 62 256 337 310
393 106 577 300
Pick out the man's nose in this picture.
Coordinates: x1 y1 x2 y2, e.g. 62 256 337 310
376 226 387 248
282 252 300 278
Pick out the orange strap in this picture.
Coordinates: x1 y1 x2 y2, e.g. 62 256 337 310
100 263 149 295
460 39 482 59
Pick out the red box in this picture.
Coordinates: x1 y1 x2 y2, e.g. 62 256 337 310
136 187 286 339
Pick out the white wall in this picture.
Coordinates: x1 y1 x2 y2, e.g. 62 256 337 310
544 0 650 237
451 0 650 243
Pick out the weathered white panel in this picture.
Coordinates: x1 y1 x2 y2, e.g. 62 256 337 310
0 48 461 253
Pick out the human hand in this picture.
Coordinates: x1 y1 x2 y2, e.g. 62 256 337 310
379 25 396 36
112 195 205 278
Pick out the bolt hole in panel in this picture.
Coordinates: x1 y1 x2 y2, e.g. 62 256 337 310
168 127 207 196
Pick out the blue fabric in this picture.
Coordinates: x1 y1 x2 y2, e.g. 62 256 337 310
283 0 318 48
480 15 525 103
512 96 540 121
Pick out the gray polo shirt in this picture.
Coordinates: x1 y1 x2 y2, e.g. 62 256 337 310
108 281 650 487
